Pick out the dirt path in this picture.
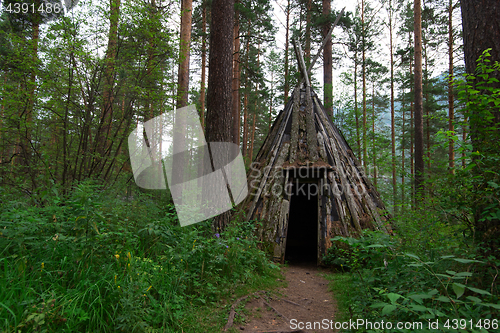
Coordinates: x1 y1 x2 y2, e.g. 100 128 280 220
226 263 337 333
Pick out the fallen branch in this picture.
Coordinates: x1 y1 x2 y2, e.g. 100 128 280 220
280 298 305 308
259 295 290 323
223 294 251 331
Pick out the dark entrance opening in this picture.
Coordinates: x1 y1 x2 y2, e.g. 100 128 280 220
285 182 318 263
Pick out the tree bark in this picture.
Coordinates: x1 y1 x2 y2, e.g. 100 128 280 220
323 0 333 119
362 0 367 168
173 0 193 203
284 0 291 104
249 113 256 161
242 26 250 157
389 0 396 213
414 0 425 196
354 51 361 159
206 0 235 232
401 79 406 207
448 0 455 171
305 0 312 66
177 0 192 108
409 33 414 204
232 2 240 145
200 4 207 128
460 0 500 256
372 82 377 189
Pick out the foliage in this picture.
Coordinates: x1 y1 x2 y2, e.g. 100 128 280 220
0 182 279 332
323 222 499 332
454 50 500 246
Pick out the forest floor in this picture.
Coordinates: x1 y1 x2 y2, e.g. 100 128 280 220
225 263 337 333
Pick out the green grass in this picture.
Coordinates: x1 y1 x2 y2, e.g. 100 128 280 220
0 182 280 332
324 272 355 324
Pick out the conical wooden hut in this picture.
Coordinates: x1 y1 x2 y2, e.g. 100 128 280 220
241 39 391 264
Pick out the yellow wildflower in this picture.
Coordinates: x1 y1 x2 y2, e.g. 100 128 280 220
41 262 44 270
114 254 119 260
127 252 131 260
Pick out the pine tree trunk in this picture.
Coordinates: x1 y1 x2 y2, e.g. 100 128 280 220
402 87 406 207
200 4 207 128
389 0 396 213
409 33 415 204
242 27 250 157
305 0 312 65
249 113 257 161
414 0 425 196
372 83 377 189
323 0 333 119
269 70 273 132
206 0 235 232
172 0 193 202
460 0 500 257
354 51 361 159
232 3 240 145
177 0 192 108
284 0 290 104
448 0 455 171
361 0 367 168
424 46 431 171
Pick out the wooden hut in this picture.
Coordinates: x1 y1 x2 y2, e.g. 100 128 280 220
241 38 391 264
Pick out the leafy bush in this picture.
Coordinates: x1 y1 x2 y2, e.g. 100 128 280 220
323 224 499 333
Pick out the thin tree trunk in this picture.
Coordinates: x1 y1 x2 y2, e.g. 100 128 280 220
173 0 193 202
372 82 377 189
362 0 367 168
389 0 396 213
354 51 361 158
424 45 431 171
232 3 240 145
177 0 192 108
409 33 414 203
448 0 455 172
242 25 250 157
269 70 273 132
305 0 312 65
284 0 291 104
462 121 466 168
200 4 207 128
401 61 406 207
414 0 425 196
250 43 261 160
249 113 257 161
323 0 333 118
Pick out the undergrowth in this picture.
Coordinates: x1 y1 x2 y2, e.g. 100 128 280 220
0 181 280 332
324 208 499 333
